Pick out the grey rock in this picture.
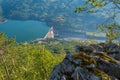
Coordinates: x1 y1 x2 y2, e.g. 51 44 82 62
75 45 95 53
97 59 120 79
49 43 120 80
71 67 100 80
90 44 103 52
115 53 120 61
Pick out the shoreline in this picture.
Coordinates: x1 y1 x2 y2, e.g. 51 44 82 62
0 19 8 24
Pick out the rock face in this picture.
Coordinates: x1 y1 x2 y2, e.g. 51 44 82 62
49 43 120 80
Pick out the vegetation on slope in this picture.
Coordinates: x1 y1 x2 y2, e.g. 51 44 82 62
0 0 113 38
0 33 65 80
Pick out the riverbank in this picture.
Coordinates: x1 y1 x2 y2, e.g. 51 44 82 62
0 19 8 24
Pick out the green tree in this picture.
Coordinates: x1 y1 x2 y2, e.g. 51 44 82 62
98 24 120 43
75 0 120 43
0 32 15 80
75 0 120 13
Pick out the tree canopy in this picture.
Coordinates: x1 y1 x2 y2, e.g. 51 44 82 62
75 0 120 13
0 33 65 80
75 0 120 43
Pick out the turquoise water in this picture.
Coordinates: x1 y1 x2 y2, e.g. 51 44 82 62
0 20 50 42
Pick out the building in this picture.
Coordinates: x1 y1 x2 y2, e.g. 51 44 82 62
33 27 55 43
44 27 54 39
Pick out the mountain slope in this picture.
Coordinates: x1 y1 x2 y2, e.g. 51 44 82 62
0 0 116 38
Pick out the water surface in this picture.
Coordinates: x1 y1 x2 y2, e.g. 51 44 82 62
0 20 50 42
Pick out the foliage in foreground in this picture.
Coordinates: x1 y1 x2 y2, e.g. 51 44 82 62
98 24 120 43
75 0 120 13
0 33 65 80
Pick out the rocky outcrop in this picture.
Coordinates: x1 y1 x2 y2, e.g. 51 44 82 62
49 43 120 80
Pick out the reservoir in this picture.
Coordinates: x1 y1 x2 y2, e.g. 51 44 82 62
0 20 50 42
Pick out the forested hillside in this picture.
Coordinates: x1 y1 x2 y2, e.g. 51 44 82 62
0 33 65 80
0 0 108 38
